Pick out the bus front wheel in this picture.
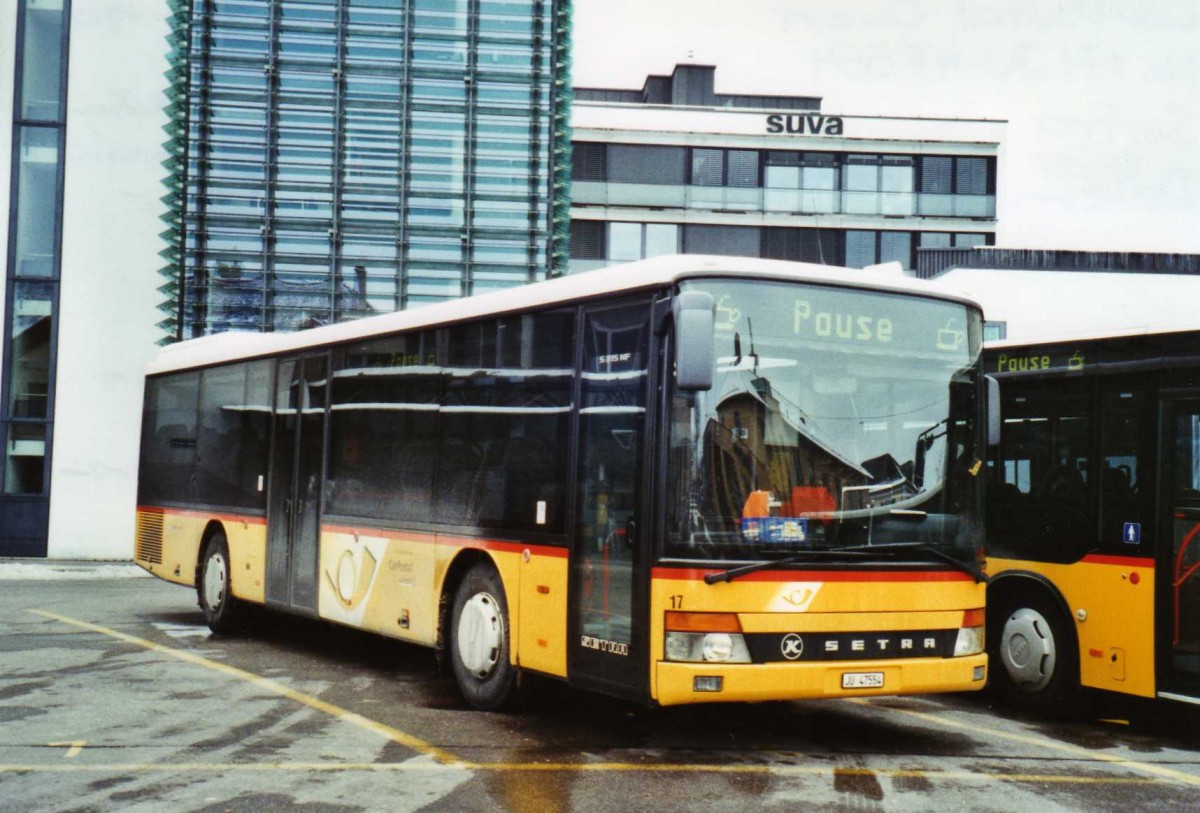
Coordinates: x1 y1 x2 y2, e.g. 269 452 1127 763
990 590 1078 714
198 532 244 634
449 563 517 711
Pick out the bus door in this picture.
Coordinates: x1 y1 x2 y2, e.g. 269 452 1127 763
569 300 653 699
266 354 328 615
1162 398 1200 698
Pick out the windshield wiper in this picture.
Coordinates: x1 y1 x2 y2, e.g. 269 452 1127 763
899 543 989 584
703 542 988 585
839 542 989 584
703 549 875 584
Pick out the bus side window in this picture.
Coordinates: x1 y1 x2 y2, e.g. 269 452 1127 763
988 383 1093 563
1098 385 1150 552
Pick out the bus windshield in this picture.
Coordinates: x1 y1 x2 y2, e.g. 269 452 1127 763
665 278 983 562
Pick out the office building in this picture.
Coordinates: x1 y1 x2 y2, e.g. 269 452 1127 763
569 64 1003 274
165 0 571 339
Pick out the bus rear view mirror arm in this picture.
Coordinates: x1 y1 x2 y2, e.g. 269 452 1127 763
673 291 716 392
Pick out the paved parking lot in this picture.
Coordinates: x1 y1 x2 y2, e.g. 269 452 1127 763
1 564 1198 812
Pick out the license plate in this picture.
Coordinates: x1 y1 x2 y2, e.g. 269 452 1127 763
841 671 884 689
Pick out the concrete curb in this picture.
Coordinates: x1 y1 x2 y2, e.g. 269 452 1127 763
0 560 150 580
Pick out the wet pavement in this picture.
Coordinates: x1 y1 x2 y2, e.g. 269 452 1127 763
1 563 1198 812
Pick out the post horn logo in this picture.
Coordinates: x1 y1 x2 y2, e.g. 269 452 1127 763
326 546 378 610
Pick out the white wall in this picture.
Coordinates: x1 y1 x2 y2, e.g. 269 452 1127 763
931 269 1200 343
47 4 168 558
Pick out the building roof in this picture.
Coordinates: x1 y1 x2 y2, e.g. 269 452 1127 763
575 64 821 112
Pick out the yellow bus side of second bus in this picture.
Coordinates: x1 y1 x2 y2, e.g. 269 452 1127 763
989 555 1156 698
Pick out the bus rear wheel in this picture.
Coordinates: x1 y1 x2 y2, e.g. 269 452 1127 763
198 532 244 634
449 563 518 711
990 590 1077 714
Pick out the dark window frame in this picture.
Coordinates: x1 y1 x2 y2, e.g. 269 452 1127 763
2 0 71 508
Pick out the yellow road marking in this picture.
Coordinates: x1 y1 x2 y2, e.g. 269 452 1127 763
0 762 1170 784
851 698 1200 787
26 610 1198 787
46 742 86 759
29 610 461 766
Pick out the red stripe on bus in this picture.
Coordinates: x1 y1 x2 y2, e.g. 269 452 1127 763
651 567 975 583
139 506 267 526
1080 554 1155 568
322 524 437 543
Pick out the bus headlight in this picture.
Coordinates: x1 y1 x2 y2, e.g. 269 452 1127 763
954 625 985 657
664 632 751 663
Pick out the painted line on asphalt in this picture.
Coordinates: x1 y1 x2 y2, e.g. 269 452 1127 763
851 698 1200 787
0 761 1170 784
28 610 462 766
25 609 1197 787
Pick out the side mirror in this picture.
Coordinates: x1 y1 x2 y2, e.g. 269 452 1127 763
986 375 1001 447
673 291 715 391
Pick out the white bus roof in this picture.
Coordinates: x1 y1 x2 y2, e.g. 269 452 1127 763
148 255 983 375
986 322 1200 351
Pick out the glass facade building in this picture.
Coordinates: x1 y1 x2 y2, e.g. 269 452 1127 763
161 0 572 340
1 0 70 552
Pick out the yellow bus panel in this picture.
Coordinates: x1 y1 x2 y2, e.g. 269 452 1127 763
989 555 1156 698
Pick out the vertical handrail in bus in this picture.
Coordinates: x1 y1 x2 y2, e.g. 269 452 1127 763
1174 520 1200 646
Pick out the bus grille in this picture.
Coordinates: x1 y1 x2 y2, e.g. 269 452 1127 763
136 511 164 564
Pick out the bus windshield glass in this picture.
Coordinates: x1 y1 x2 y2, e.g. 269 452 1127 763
665 278 983 562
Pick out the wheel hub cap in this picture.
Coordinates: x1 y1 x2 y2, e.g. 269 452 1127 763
204 552 227 610
1000 608 1057 692
457 592 502 679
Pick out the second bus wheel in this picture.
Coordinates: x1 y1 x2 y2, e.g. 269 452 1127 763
449 563 518 711
198 532 244 634
989 589 1078 715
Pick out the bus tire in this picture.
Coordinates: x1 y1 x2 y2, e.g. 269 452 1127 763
198 532 243 634
449 563 517 711
990 589 1078 714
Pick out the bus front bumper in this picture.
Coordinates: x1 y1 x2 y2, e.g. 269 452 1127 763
654 654 988 706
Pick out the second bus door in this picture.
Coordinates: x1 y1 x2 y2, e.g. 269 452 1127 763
266 355 327 614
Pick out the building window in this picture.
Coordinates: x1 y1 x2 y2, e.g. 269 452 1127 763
607 222 680 261
608 144 686 184
762 227 841 265
683 224 759 257
572 142 607 181
983 321 1007 342
954 232 989 248
880 231 912 268
3 0 69 509
918 155 996 217
690 148 725 186
764 151 837 214
569 220 605 260
845 230 877 269
844 230 915 270
726 150 759 188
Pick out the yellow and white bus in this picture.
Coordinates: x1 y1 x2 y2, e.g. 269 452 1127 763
986 327 1200 711
135 255 991 709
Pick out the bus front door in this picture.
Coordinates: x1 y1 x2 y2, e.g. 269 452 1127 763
266 355 328 615
1163 399 1200 699
569 301 653 700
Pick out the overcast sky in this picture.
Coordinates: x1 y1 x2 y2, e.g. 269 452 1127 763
572 0 1200 254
